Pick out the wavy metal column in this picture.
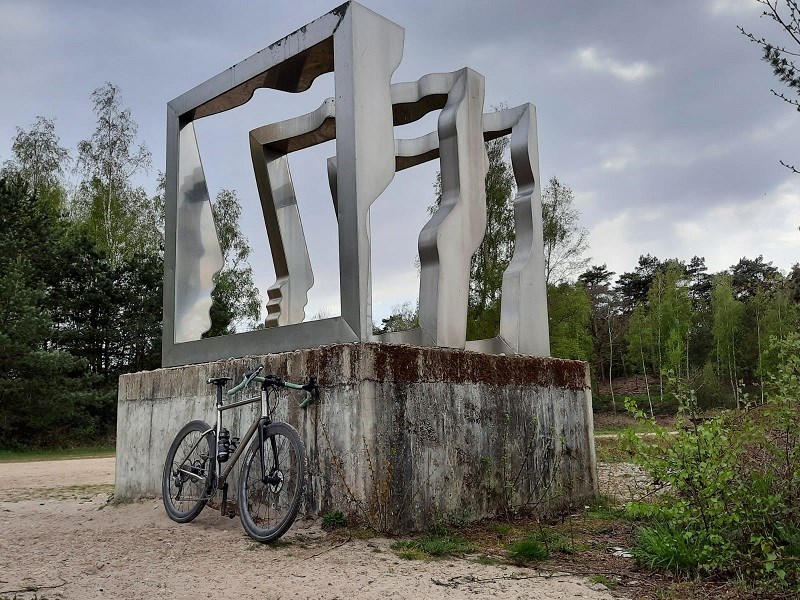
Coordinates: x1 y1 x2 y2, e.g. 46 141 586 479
500 104 550 356
417 69 487 348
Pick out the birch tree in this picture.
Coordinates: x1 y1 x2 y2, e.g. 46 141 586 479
541 176 590 285
75 82 155 263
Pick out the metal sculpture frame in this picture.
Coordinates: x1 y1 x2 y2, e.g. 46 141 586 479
162 1 549 367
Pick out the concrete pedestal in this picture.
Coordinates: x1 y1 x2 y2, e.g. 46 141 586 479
116 343 596 532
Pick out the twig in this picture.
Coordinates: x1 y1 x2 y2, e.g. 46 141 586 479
432 568 631 588
1 577 67 594
305 536 351 559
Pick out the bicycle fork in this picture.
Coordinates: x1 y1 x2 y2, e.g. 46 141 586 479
259 417 282 488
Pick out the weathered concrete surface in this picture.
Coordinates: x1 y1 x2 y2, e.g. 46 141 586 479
117 343 596 531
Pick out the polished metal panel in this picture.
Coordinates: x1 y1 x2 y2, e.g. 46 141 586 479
333 4 404 341
162 1 550 367
173 122 224 343
250 101 336 326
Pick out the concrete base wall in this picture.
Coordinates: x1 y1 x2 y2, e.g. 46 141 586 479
116 343 597 532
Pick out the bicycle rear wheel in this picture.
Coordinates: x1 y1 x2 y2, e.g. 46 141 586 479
238 421 305 543
162 420 216 523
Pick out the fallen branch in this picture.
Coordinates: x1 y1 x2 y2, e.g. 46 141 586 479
0 576 67 595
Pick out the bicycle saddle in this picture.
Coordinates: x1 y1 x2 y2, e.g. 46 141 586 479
207 376 233 385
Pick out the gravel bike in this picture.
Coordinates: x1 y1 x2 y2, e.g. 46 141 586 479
162 366 318 542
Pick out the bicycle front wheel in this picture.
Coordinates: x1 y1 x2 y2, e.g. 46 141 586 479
238 421 306 543
162 420 216 523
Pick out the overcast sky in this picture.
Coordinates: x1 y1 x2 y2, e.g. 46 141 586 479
1 0 798 323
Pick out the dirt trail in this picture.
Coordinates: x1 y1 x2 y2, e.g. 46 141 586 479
0 457 114 490
0 458 623 600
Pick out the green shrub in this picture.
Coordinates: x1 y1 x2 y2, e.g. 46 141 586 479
622 334 800 589
322 510 347 529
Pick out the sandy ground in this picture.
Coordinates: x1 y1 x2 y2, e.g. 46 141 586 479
0 458 622 600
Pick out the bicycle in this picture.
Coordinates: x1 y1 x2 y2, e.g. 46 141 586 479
162 366 318 543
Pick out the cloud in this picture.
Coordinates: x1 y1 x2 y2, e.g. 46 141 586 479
710 0 759 15
601 144 639 171
575 47 655 82
588 175 800 278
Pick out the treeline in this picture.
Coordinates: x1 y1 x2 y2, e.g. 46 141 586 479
0 84 259 448
566 254 800 410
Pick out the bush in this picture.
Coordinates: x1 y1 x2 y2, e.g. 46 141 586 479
322 510 347 529
622 333 800 589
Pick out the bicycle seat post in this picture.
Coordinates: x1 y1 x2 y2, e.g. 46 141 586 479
207 377 233 407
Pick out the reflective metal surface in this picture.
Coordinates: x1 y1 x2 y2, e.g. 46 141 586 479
173 122 223 343
162 1 550 367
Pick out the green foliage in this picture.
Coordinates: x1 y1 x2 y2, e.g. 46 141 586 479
322 510 347 529
3 115 70 212
375 301 419 334
0 176 105 448
433 135 516 339
547 282 592 361
204 189 261 336
506 536 549 563
740 1 800 171
74 82 156 265
711 274 744 404
392 533 477 559
623 335 800 589
648 262 692 381
541 176 590 285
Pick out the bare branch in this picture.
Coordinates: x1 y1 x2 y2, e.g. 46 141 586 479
780 159 800 173
771 89 800 105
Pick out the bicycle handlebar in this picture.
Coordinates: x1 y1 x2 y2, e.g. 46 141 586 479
223 368 318 408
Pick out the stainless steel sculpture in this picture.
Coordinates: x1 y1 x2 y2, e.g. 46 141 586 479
162 1 549 367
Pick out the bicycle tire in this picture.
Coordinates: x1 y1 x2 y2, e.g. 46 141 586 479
162 420 216 523
238 421 306 543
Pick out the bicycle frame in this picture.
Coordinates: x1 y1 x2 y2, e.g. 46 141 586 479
173 373 312 509
209 382 275 493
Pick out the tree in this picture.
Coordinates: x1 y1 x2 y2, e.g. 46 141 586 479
739 0 800 173
547 282 592 362
616 254 661 309
626 303 654 415
375 301 419 334
204 189 262 337
541 176 590 285
648 262 692 399
711 274 745 406
75 82 156 263
3 116 70 212
0 175 100 448
578 265 620 393
471 136 516 314
730 255 781 300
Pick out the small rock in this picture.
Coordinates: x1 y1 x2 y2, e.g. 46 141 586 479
589 582 608 591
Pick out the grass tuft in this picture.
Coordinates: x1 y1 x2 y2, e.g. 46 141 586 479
633 525 701 573
506 536 548 563
391 534 477 560
322 510 347 529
